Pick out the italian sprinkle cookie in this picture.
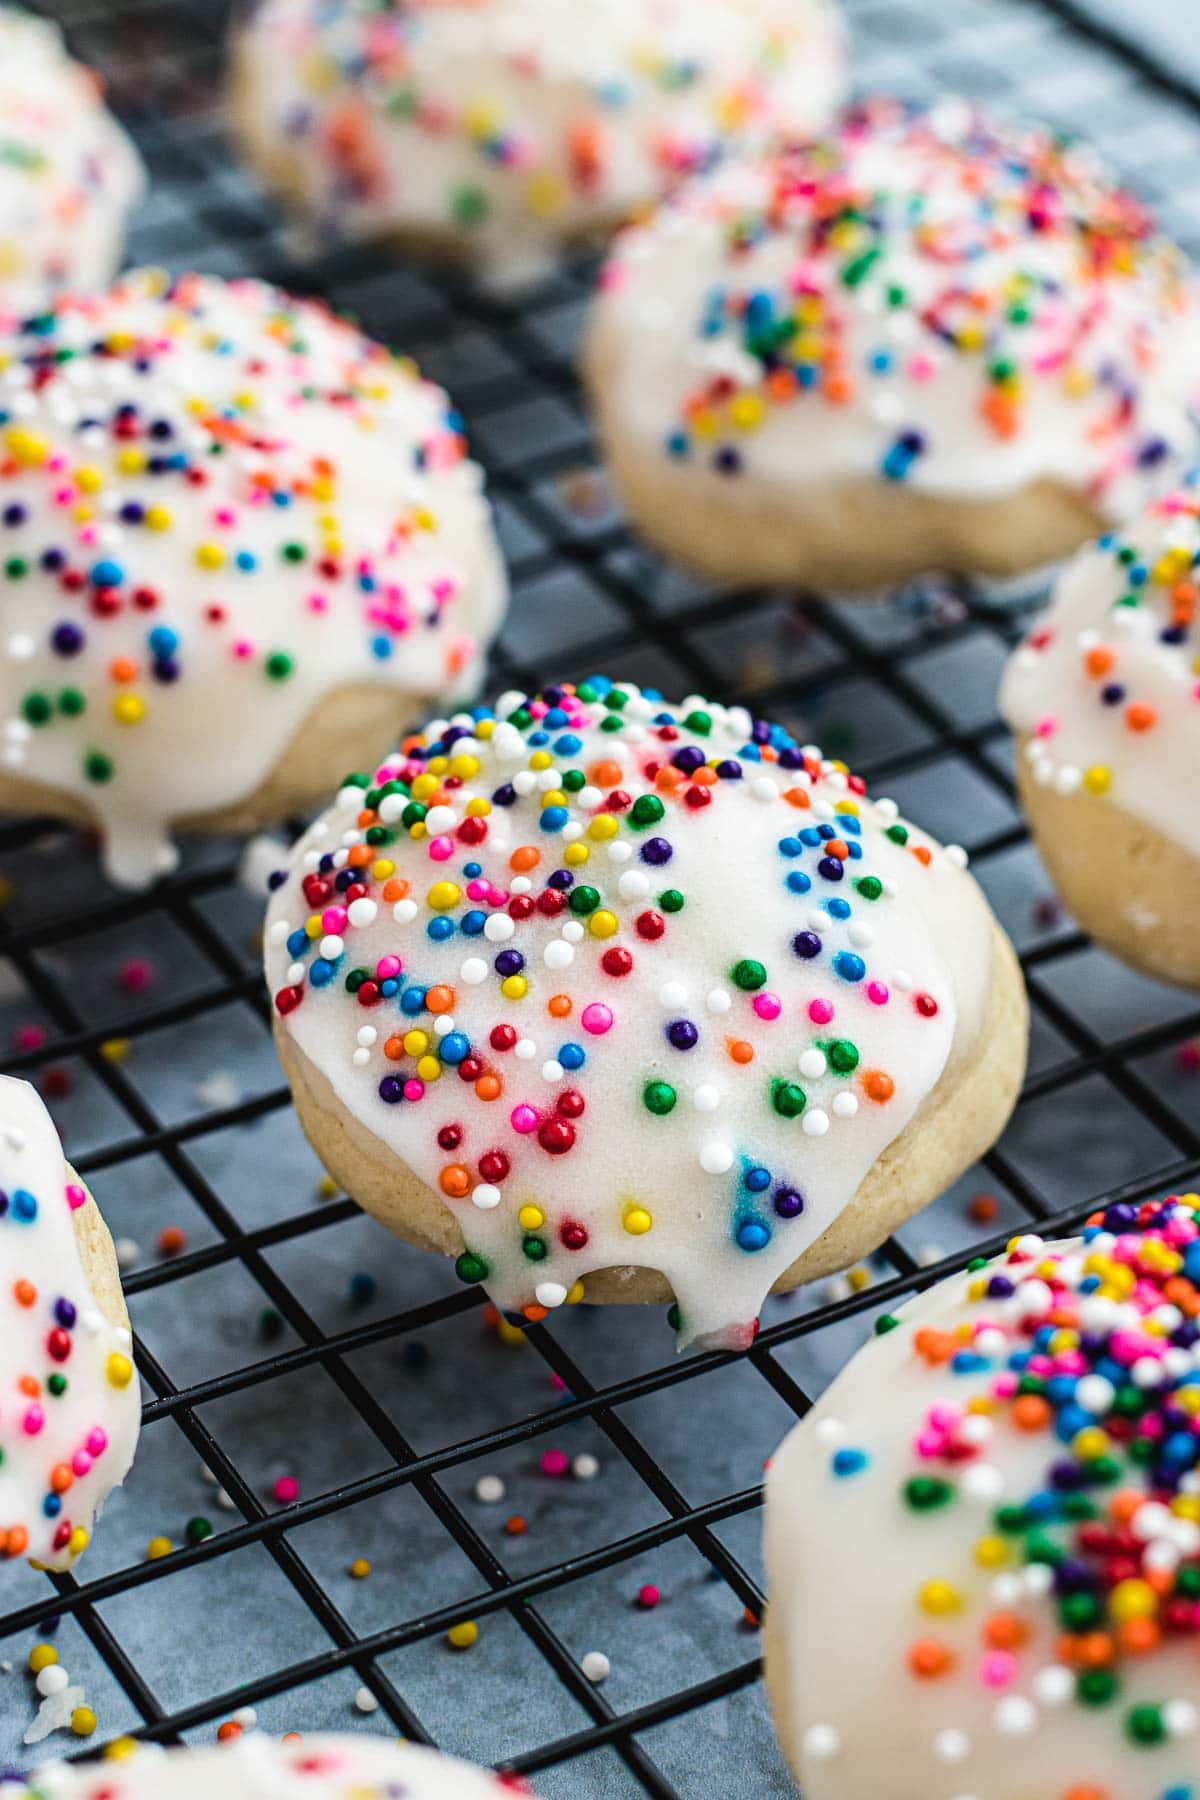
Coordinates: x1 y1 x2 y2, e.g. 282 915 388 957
265 679 1026 1352
0 268 507 890
585 97 1200 592
765 1195 1200 1800
0 1074 138 1572
13 1733 532 1796
1001 481 1200 990
231 0 846 289
0 8 143 319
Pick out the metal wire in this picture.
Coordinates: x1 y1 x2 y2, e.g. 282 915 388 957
6 0 1200 1792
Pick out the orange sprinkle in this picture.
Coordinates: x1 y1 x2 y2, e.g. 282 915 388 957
655 766 683 792
1125 701 1157 732
910 844 932 867
382 879 409 903
1084 646 1115 678
1 1526 28 1558
907 1639 954 1678
548 994 572 1018
727 1039 754 1065
13 1280 35 1307
1118 1617 1160 1656
1063 1789 1109 1800
510 846 540 873
690 764 717 786
523 1303 548 1323
426 985 455 1014
18 1373 37 1397
475 1075 502 1102
109 657 138 684
825 839 849 861
347 844 372 868
505 1515 527 1537
1011 1395 1052 1431
216 1721 243 1743
439 1164 471 1200
983 1612 1028 1650
782 787 812 809
589 760 623 787
384 1036 405 1061
862 1069 894 1103
914 1327 957 1366
49 1463 73 1494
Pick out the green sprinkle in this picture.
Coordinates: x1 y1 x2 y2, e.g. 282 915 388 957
84 750 113 784
854 876 883 901
903 1475 952 1511
456 1251 489 1284
658 889 685 913
642 1080 677 1116
772 1079 806 1119
185 1516 213 1545
568 885 600 915
731 958 766 991
451 183 489 226
265 651 294 680
21 691 51 726
629 795 665 828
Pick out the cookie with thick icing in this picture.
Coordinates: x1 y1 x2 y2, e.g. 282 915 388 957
1001 479 1200 990
0 1074 138 1572
14 1733 531 1796
585 96 1200 591
0 268 507 889
0 7 143 320
265 678 1026 1351
765 1193 1200 1800
231 0 846 289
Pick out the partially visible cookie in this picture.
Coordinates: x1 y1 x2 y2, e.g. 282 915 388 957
0 268 507 889
0 7 143 318
765 1194 1200 1798
231 0 846 288
1001 479 1200 989
266 678 1026 1352
585 97 1200 590
0 1074 139 1571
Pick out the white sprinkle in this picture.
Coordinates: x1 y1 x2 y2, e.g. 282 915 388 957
802 1108 830 1137
693 1085 719 1112
994 1696 1036 1737
659 981 688 1008
832 1091 858 1118
233 1707 258 1729
706 988 732 1015
115 1238 139 1270
424 805 456 835
801 1724 840 1762
617 870 650 901
535 1281 568 1309
700 1141 734 1174
798 1049 826 1079
34 1666 69 1698
1165 1698 1198 1738
318 934 344 961
750 777 777 803
542 1060 564 1083
933 1729 969 1764
573 1453 600 1480
514 1038 538 1061
562 920 585 943
484 913 515 943
544 940 574 970
944 844 968 868
1032 1664 1073 1708
475 1474 506 1504
7 633 34 661
393 899 418 925
460 958 489 985
352 1048 370 1068
472 1185 502 1211
356 1026 377 1047
347 898 378 929
354 1688 379 1714
581 1651 610 1684
813 1418 844 1446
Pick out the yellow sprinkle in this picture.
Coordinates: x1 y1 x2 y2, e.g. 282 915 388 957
566 1281 586 1305
464 796 490 818
730 393 765 430
100 1038 129 1064
107 1353 134 1388
529 751 553 772
117 449 146 475
563 843 589 866
415 1055 442 1082
74 466 104 494
446 1620 478 1650
71 1708 97 1738
587 814 618 841
526 171 567 216
112 693 145 726
587 910 618 939
350 1558 371 1579
476 719 496 740
1083 764 1112 795
304 916 322 939
103 1738 139 1762
450 753 480 779
145 1536 173 1561
540 789 566 810
500 975 527 1000
371 859 395 881
973 1535 1009 1569
28 1644 58 1674
518 1205 545 1231
427 881 462 912
195 542 225 570
846 1265 871 1293
1109 1578 1157 1624
403 1030 429 1057
918 1579 961 1616
317 1175 339 1200
4 427 48 466
67 1526 88 1558
411 773 439 801
623 1206 653 1236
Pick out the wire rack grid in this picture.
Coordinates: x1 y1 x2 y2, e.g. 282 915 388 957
4 0 1200 1794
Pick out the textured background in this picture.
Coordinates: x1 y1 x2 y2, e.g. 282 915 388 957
2 0 1200 1795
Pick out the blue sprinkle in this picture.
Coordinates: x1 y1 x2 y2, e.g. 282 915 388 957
540 805 570 832
370 635 394 661
90 558 124 588
11 1189 37 1223
559 1042 585 1070
785 871 812 895
309 959 335 987
427 916 454 941
286 928 308 958
736 1219 771 1253
460 910 486 936
826 897 851 920
833 952 866 983
777 836 802 858
440 1032 470 1064
400 986 427 1015
744 1167 771 1193
832 1447 869 1478
235 550 257 572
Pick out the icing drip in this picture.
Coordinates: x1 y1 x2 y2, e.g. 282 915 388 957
767 1196 1200 1798
592 96 1200 516
0 1074 138 1572
238 0 845 285
0 268 507 889
265 679 993 1351
1001 477 1200 860
0 7 143 319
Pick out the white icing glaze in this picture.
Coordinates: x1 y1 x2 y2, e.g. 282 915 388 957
588 96 1200 517
1000 479 1200 859
0 7 143 319
264 680 995 1351
0 1073 139 1572
237 0 845 286
765 1203 1200 1799
19 1732 525 1797
0 268 507 889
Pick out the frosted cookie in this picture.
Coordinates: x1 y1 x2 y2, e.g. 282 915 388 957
265 678 1026 1352
0 1074 138 1571
0 267 507 890
231 0 845 289
765 1193 1200 1800
0 8 143 319
585 96 1200 592
1001 481 1200 990
13 1732 531 1796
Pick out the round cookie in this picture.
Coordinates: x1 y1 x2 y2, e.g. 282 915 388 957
265 678 1026 1352
585 96 1200 592
0 1073 138 1571
765 1192 1200 1800
1001 480 1200 990
231 0 846 289
0 7 143 319
13 1733 531 1796
0 267 507 890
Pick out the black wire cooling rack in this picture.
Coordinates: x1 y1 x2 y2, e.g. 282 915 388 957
6 0 1200 1794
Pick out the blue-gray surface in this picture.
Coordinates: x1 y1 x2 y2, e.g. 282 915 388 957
3 0 1200 1796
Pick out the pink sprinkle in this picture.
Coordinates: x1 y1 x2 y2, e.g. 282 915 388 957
980 1651 1017 1688
540 1449 570 1478
232 639 254 659
321 907 348 934
1034 716 1058 739
511 1104 539 1134
637 1584 661 1610
376 955 402 981
307 593 329 614
428 836 454 862
72 1450 93 1477
65 1184 87 1212
807 999 834 1025
273 1475 299 1504
86 1427 108 1457
403 1079 425 1102
753 993 781 1021
22 1406 43 1437
13 1023 47 1052
117 957 154 994
866 981 889 1006
581 1003 613 1036
466 880 490 902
